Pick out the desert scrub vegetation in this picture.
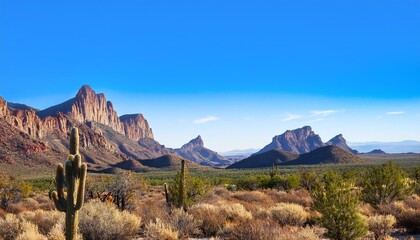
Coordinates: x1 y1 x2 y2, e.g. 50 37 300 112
79 199 141 240
0 174 31 210
145 218 179 240
367 214 396 240
270 202 308 226
311 171 368 240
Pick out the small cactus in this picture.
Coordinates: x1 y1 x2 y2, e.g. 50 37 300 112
51 128 87 240
178 159 186 210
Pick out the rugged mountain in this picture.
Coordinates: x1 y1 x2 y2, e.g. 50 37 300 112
227 149 299 169
175 136 232 166
7 102 39 111
326 134 358 154
0 85 170 170
140 154 211 170
254 126 324 155
281 145 362 166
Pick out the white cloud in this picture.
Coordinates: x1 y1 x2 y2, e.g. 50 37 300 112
386 111 404 115
281 113 303 122
193 116 219 124
310 109 340 117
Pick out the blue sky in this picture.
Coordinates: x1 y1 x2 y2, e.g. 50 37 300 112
1 1 419 152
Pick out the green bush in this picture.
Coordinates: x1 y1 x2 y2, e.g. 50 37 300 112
0 175 31 210
311 171 368 240
362 161 412 206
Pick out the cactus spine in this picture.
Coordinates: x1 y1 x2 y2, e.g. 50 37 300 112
178 159 186 210
51 128 87 240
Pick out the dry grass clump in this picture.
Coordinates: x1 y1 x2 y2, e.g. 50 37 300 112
169 208 201 238
403 195 420 210
368 214 396 239
19 198 40 211
189 203 225 236
32 194 55 211
377 201 406 217
218 202 252 221
264 189 312 207
359 202 376 217
0 214 23 240
254 207 271 220
277 226 319 240
220 219 281 240
15 221 46 240
46 224 65 240
19 209 63 235
79 199 141 240
145 218 179 240
270 203 308 226
231 191 274 205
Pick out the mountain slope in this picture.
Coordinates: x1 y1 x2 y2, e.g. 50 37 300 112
281 145 362 165
175 136 232 166
227 149 299 169
140 154 211 170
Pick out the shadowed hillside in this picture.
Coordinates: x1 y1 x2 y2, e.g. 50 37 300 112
227 149 299 169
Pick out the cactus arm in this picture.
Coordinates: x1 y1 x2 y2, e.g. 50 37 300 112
75 163 87 210
70 128 79 155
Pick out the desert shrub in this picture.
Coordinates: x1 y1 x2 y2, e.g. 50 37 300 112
231 191 273 205
0 214 23 240
359 202 376 217
219 202 252 221
299 170 319 192
145 218 179 240
265 189 312 207
270 203 308 226
368 215 396 240
311 171 368 240
189 203 225 237
79 199 141 240
404 195 420 210
134 199 170 225
414 166 420 194
19 209 63 235
398 208 420 233
15 221 46 240
0 175 31 210
362 161 412 206
254 208 271 220
46 224 65 240
377 201 406 217
19 198 40 211
221 219 281 240
169 208 201 238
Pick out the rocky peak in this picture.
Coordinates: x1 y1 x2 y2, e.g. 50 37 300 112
255 126 324 155
75 85 96 99
181 135 204 149
120 114 154 141
326 134 358 154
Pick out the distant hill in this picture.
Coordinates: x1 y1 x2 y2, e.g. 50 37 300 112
281 145 362 166
7 102 39 111
227 149 299 169
365 149 387 154
175 136 232 167
140 154 210 170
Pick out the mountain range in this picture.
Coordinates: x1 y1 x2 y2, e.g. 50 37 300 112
1 85 413 172
0 85 228 171
254 126 357 155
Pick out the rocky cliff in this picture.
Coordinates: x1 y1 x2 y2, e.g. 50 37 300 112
120 114 154 141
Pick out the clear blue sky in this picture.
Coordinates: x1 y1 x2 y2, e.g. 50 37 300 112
1 1 419 152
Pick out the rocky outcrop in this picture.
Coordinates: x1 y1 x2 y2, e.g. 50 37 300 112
37 85 153 142
175 136 232 166
255 126 324 155
326 134 358 154
120 114 154 141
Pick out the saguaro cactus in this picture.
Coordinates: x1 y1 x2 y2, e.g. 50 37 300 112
178 159 186 210
51 128 87 240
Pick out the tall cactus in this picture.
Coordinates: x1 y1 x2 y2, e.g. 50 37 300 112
178 159 186 210
51 128 87 240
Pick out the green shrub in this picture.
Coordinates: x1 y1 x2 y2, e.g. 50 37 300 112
311 171 368 240
362 161 412 206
